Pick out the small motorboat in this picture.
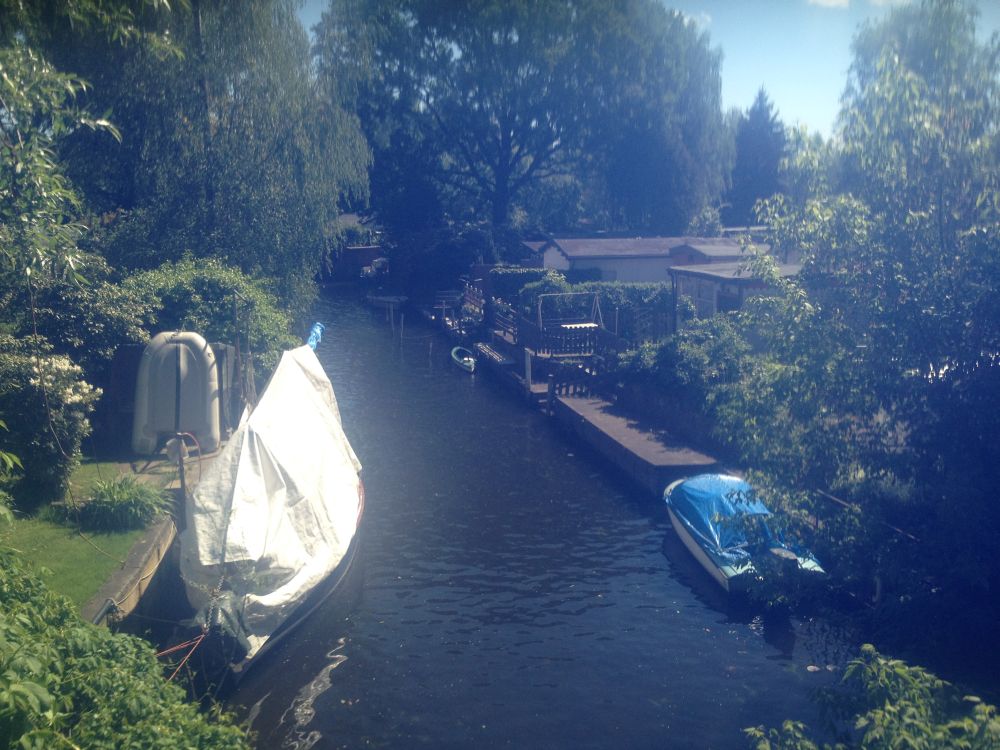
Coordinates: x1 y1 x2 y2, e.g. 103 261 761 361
451 346 476 373
663 474 824 592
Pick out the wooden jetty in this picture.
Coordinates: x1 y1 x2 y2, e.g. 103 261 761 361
387 281 726 501
552 395 719 498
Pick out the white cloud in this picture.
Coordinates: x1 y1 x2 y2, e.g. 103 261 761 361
808 0 850 8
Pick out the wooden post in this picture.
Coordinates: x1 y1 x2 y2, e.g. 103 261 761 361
166 434 188 500
524 350 532 388
547 373 555 416
400 313 405 341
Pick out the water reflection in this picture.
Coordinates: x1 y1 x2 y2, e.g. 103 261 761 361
276 639 350 750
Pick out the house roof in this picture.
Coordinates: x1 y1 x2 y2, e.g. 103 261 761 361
676 241 747 259
525 236 753 260
669 261 801 284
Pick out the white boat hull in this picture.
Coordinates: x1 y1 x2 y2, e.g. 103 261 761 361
666 505 749 592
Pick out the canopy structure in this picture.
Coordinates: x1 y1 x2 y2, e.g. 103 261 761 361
179 344 362 661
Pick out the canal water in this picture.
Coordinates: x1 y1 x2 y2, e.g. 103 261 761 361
228 291 850 749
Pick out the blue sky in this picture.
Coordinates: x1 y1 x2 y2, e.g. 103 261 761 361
298 0 1000 138
670 0 1000 136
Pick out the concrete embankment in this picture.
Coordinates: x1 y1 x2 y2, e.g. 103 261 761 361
81 453 208 626
81 510 177 624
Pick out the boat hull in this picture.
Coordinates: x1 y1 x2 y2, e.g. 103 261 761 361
663 475 824 594
451 346 476 373
231 502 364 677
665 504 750 592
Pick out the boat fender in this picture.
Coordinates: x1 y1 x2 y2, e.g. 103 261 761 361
307 322 325 350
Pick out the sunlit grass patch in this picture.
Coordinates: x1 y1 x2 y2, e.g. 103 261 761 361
6 517 144 608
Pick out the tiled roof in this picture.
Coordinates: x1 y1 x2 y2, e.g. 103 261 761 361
524 236 751 258
669 261 801 282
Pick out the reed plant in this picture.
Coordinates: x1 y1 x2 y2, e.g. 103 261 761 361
74 474 169 532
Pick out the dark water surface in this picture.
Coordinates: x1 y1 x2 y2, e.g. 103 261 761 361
229 291 851 749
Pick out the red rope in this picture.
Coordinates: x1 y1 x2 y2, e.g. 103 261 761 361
155 635 203 659
165 633 206 683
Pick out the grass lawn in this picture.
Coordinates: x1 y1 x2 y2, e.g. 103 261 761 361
6 519 144 608
5 457 175 610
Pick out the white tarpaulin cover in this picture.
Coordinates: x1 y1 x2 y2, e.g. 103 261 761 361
179 344 362 660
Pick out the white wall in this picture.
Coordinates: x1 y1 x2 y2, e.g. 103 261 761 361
543 247 571 271
570 257 672 282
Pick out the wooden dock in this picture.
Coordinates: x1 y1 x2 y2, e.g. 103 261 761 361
552 395 720 498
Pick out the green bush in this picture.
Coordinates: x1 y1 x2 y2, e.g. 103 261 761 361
0 255 153 386
123 257 297 375
518 270 572 317
0 336 101 507
617 315 750 414
517 273 675 342
0 490 12 525
0 547 249 748
746 644 1000 749
488 266 551 304
71 475 170 532
574 281 674 341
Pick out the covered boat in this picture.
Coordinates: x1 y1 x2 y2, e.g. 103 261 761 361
178 325 363 672
663 474 823 591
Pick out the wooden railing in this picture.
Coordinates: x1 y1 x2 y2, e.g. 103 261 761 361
489 299 518 340
545 355 618 410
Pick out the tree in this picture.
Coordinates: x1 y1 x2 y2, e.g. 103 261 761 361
778 125 836 207
317 0 730 242
720 0 1000 649
317 0 591 233
0 1 175 280
836 0 1000 490
52 0 370 312
722 88 785 226
591 2 731 233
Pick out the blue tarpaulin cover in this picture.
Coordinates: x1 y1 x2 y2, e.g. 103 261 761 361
665 474 772 568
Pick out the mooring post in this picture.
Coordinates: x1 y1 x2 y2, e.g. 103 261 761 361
524 350 532 388
400 313 405 341
547 373 555 416
166 433 189 500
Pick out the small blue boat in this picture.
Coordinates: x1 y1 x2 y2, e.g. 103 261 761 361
663 474 824 591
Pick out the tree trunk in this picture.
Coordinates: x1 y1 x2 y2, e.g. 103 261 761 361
492 167 510 230
192 0 216 235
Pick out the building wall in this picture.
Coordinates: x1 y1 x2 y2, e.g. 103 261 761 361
675 276 775 320
566 257 673 282
676 275 719 318
543 247 570 271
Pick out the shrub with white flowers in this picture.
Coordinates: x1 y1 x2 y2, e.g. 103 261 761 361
0 336 101 507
